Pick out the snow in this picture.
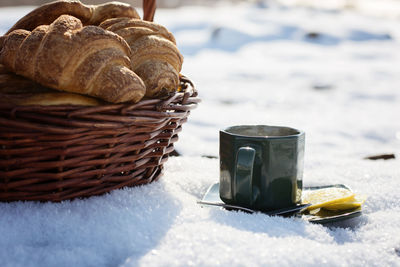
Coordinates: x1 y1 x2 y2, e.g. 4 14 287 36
1 2 400 266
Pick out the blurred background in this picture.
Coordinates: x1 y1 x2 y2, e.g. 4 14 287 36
0 0 400 19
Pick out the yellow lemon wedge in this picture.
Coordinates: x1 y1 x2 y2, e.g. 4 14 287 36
323 195 366 211
302 187 356 211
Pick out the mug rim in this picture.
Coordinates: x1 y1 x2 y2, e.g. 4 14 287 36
221 125 304 139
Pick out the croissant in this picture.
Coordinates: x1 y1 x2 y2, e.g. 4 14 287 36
5 0 140 34
0 64 101 106
0 15 146 103
100 18 184 98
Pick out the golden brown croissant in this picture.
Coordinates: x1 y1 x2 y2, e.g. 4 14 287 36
0 64 101 106
5 0 140 34
0 15 146 103
100 18 183 98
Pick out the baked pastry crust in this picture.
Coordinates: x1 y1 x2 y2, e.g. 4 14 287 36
100 18 183 98
0 15 146 103
5 0 140 34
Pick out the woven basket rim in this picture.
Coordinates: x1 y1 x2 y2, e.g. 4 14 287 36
0 76 199 112
0 76 200 129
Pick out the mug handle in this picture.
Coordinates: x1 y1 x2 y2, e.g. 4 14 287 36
234 146 256 207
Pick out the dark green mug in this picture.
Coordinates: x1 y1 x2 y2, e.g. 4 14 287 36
219 125 305 211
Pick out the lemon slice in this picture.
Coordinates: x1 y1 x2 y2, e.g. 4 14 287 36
302 187 355 211
323 195 366 211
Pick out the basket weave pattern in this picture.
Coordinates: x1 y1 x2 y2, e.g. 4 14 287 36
0 80 199 201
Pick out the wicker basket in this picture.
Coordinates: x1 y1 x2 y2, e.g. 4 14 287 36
0 1 199 202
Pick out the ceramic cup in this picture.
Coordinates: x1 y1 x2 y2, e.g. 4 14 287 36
219 125 305 211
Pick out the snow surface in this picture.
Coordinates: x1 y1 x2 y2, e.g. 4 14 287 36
1 2 400 266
